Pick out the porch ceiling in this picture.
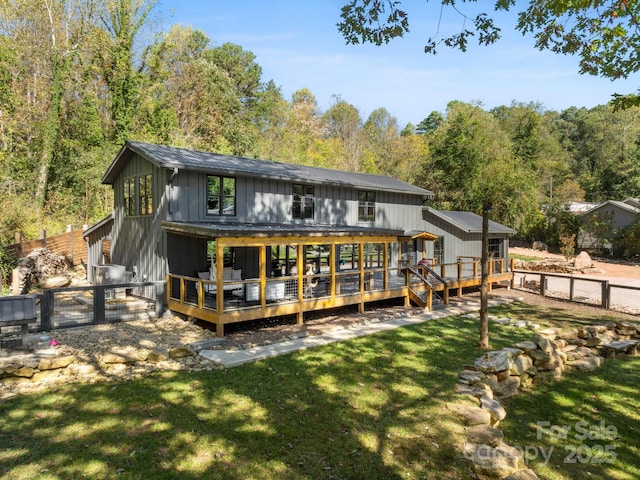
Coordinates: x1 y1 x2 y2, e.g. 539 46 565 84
161 221 405 239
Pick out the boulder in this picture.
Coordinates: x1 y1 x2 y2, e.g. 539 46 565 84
573 251 593 270
532 241 548 252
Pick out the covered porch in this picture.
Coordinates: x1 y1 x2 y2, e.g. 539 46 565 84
163 222 513 336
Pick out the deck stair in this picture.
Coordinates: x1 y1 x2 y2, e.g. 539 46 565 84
407 266 447 309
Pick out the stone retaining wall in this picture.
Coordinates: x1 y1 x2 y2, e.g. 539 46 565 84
450 315 639 480
0 344 210 391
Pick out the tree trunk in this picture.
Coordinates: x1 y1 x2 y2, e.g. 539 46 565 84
479 202 490 349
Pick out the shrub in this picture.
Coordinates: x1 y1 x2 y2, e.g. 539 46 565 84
611 219 640 259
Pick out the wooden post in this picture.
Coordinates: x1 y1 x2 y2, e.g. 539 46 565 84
330 244 337 298
358 243 365 313
14 232 22 259
602 280 610 309
569 277 575 302
67 225 75 265
216 242 225 315
383 243 389 290
259 245 267 309
296 244 304 324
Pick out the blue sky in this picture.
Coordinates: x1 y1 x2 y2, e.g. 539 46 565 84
156 0 637 127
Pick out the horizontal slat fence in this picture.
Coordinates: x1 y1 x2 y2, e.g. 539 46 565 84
4 227 88 266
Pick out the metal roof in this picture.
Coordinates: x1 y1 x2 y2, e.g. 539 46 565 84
103 141 433 196
581 199 640 217
161 221 405 239
424 208 516 235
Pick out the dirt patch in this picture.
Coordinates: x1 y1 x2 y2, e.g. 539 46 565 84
510 247 640 279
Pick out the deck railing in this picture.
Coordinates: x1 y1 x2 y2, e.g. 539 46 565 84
167 258 513 323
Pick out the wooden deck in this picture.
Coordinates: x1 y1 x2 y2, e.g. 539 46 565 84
167 258 513 336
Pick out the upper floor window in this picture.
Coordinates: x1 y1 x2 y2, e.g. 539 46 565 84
292 184 314 219
358 191 376 222
139 174 152 215
207 175 236 216
124 174 152 217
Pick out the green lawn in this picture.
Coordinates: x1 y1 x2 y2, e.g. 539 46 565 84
0 303 638 479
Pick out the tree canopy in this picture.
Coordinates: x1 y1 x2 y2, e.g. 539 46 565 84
1 0 640 265
338 0 640 106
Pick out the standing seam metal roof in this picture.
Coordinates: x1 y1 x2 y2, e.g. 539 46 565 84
425 207 516 234
103 141 433 196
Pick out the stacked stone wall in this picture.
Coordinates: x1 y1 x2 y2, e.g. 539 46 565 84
450 315 639 480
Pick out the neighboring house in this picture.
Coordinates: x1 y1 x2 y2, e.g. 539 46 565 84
85 141 514 334
578 198 640 250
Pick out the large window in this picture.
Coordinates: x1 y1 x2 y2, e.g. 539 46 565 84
207 175 236 216
358 191 376 222
292 184 314 219
124 174 152 217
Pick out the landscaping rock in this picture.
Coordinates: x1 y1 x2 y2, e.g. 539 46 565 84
465 443 524 480
449 403 491 426
466 425 504 447
492 376 521 399
480 396 507 425
565 356 604 372
40 276 71 289
504 468 540 480
101 348 139 364
38 355 75 371
475 350 514 373
169 346 196 358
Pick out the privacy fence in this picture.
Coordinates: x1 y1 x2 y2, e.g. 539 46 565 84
513 270 640 316
4 226 88 266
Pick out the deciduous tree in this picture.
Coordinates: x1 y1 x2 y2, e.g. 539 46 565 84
338 1 640 106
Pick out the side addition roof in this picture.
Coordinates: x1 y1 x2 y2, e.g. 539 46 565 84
103 141 433 197
424 207 516 235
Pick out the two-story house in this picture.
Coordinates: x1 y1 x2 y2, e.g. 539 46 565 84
85 141 513 335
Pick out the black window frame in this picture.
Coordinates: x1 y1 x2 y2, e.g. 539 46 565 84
358 191 376 222
292 183 315 219
207 175 236 216
124 174 153 217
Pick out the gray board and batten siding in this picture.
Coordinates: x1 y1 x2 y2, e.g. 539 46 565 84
422 208 515 265
95 141 434 283
103 141 433 230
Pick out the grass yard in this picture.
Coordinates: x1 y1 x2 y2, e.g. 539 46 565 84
0 303 638 479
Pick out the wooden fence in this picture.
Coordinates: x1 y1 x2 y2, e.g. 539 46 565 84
4 227 88 266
